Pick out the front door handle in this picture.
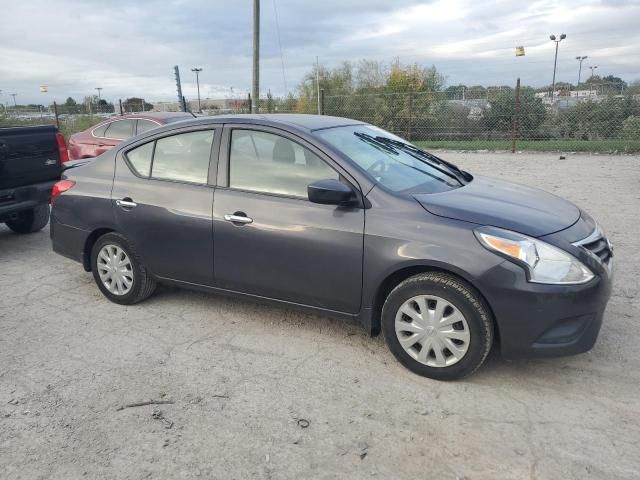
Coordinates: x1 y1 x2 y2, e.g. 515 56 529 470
224 213 253 224
116 198 137 209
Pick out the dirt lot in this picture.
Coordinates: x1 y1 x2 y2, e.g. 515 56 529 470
1 152 639 480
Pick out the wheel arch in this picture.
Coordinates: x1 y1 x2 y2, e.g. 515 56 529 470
367 263 499 344
83 227 116 271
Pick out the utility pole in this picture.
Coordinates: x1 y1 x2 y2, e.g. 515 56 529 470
316 56 321 115
575 56 587 91
10 93 17 107
95 87 103 99
191 68 203 113
588 65 598 95
252 0 260 113
549 34 566 100
174 65 185 112
511 78 521 153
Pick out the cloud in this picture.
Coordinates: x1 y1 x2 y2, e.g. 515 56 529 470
0 0 638 104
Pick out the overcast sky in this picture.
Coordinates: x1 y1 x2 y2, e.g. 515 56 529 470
1 0 639 105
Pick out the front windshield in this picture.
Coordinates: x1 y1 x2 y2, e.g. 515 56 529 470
315 125 468 194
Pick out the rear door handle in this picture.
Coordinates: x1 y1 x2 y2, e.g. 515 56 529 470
116 198 137 209
224 214 253 224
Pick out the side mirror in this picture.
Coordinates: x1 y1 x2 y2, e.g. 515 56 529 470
308 179 356 206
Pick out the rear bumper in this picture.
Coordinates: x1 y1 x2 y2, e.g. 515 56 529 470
0 180 55 220
478 260 613 359
50 213 89 265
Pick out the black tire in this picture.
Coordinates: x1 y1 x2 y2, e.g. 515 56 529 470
381 272 493 381
90 232 156 305
5 204 50 234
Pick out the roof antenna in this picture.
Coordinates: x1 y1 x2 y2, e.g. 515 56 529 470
183 96 197 118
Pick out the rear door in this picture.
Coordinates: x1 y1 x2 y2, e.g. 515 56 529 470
0 125 61 190
135 119 160 136
212 125 365 314
91 119 135 157
111 125 220 285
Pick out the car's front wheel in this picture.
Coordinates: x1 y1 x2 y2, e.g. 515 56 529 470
91 232 156 305
382 272 493 381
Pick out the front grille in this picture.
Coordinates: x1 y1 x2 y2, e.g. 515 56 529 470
574 228 613 265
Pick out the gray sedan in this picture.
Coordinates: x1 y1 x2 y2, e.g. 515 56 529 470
50 114 612 380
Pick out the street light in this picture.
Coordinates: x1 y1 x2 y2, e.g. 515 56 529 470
191 68 203 113
10 93 17 108
95 87 103 99
549 33 566 100
575 56 587 91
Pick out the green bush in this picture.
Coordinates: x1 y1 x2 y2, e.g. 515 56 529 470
622 115 640 139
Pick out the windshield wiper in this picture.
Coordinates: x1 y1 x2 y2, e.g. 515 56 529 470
353 132 460 187
373 136 471 183
354 132 398 155
365 135 464 185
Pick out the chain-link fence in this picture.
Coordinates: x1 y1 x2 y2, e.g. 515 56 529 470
201 88 640 153
2 90 639 153
0 99 156 138
249 89 639 153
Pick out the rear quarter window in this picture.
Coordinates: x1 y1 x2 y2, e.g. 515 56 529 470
92 124 109 137
125 142 154 177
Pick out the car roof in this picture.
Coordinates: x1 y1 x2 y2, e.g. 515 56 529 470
117 112 193 122
168 114 366 132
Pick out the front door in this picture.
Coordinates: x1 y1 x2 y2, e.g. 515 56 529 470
212 126 365 314
111 127 219 285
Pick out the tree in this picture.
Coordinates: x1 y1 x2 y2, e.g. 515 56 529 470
63 97 80 114
354 59 387 92
602 75 627 93
485 87 546 139
626 80 640 95
445 85 466 100
122 97 153 112
97 99 115 113
464 86 487 100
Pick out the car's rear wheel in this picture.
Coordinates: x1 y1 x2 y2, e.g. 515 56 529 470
91 232 156 305
5 204 50 234
382 272 493 381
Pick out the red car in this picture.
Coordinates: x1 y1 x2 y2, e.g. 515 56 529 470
67 112 192 160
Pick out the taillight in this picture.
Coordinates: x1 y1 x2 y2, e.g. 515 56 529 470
51 180 75 204
55 132 69 163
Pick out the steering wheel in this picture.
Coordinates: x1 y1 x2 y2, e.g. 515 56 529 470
367 159 386 176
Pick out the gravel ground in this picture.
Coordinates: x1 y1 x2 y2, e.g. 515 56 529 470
1 152 639 480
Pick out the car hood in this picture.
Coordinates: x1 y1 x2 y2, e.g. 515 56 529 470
413 175 580 237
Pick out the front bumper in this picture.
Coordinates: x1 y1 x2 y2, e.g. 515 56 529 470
478 259 613 359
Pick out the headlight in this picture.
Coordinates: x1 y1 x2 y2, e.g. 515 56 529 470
474 226 594 285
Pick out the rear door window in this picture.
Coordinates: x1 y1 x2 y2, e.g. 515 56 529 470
105 120 135 140
151 130 214 184
136 120 158 135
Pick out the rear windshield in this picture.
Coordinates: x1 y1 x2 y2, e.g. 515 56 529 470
315 125 467 194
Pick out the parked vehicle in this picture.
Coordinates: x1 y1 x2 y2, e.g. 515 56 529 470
67 112 192 160
0 125 68 233
50 115 613 380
